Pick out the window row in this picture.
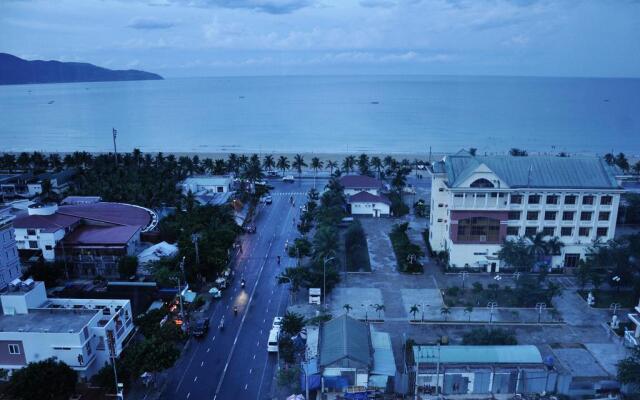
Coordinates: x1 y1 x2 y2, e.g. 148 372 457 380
508 211 610 222
510 194 613 206
506 226 608 238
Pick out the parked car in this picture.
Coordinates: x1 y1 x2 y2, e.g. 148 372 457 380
192 318 209 337
215 277 227 289
264 196 273 204
255 180 267 186
209 287 222 298
266 171 279 178
244 224 256 234
267 328 280 352
272 316 283 329
282 175 295 183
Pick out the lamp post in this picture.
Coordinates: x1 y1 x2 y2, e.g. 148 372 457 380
612 275 621 293
323 255 335 308
488 301 498 324
460 271 469 289
535 302 546 323
191 233 201 266
112 128 118 164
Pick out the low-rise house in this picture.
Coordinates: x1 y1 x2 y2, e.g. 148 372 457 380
0 173 31 198
413 345 557 397
13 202 155 277
181 175 233 195
26 168 77 196
347 191 391 217
339 175 385 197
0 207 21 290
0 280 134 379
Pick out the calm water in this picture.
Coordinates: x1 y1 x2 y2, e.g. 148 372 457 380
0 75 638 155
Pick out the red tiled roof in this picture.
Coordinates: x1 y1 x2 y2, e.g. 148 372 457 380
348 191 391 205
339 175 383 189
62 224 141 246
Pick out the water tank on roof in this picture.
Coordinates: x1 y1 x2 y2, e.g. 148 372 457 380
27 203 58 216
21 278 35 290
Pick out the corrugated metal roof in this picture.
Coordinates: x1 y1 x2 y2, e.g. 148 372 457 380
438 153 621 189
319 314 371 367
413 345 543 364
371 329 396 376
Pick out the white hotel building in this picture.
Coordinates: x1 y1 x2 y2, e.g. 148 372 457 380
0 280 134 379
428 151 623 272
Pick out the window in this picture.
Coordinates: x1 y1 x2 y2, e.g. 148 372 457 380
437 218 443 222
45 245 53 250
27 229 36 236
216 186 224 193
508 211 521 220
506 227 519 236
470 178 494 188
542 227 555 236
438 204 443 208
564 195 576 205
579 227 591 237
598 211 610 221
562 211 574 221
510 194 523 204
580 211 592 221
601 195 613 205
525 227 537 236
8 344 20 355
526 211 539 220
561 227 573 236
528 194 540 204
596 227 608 237
582 195 594 205
456 217 501 242
546 195 558 205
28 241 38 249
440 188 445 192
544 211 557 221
454 193 462 197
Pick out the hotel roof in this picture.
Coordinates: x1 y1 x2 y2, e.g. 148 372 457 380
348 191 391 205
339 175 384 189
0 308 96 334
432 152 621 190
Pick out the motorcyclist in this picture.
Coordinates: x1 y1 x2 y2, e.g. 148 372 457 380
241 278 246 288
277 255 281 264
234 305 238 315
219 316 225 330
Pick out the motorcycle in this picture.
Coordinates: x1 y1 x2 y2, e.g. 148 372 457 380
241 279 246 289
219 317 225 330
277 255 281 264
234 306 238 316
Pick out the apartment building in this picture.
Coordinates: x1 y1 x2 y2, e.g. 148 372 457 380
0 206 21 290
429 151 623 271
0 280 133 379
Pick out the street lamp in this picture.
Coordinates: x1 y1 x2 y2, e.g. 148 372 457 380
191 233 201 265
460 271 469 289
612 275 621 293
323 255 336 308
535 302 546 323
513 272 522 281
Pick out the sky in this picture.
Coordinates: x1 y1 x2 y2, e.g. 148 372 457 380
1 0 640 78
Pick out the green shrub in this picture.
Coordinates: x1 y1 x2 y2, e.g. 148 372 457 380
345 221 371 272
389 223 423 273
462 328 517 345
445 286 460 297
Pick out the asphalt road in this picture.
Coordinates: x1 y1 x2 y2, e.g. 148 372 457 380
158 177 327 400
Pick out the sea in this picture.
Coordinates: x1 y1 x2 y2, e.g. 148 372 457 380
0 75 639 155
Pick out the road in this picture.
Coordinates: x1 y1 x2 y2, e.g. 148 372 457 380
158 177 327 400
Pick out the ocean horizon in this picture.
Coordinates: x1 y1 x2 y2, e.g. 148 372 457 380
1 75 638 156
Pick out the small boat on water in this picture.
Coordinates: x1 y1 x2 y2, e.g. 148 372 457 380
370 101 379 104
48 100 55 104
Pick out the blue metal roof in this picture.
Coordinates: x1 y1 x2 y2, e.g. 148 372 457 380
319 314 371 367
438 153 621 189
414 345 543 364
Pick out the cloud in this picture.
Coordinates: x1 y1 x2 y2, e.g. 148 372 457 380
164 0 313 14
359 0 397 8
127 17 175 29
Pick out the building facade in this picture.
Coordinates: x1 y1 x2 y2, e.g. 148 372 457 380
340 175 391 217
0 280 134 379
0 207 21 290
429 152 622 271
181 175 233 195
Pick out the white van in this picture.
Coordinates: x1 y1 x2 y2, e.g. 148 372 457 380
267 328 279 353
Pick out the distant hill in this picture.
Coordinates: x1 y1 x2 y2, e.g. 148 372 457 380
0 53 163 85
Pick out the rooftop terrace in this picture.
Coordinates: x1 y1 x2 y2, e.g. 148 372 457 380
0 308 95 334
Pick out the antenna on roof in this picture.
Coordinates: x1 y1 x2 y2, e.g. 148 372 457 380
527 164 533 187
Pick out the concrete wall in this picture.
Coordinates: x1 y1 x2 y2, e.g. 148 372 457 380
351 201 390 217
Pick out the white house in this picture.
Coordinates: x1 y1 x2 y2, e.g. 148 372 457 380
339 175 384 197
0 207 21 290
181 175 233 195
428 151 623 272
348 191 391 217
0 280 134 379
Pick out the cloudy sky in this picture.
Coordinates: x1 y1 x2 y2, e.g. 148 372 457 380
1 0 639 78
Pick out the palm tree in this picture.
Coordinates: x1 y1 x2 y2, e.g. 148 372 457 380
262 154 275 172
238 154 249 173
357 153 370 175
341 155 356 175
545 236 564 256
374 304 385 320
343 304 353 315
440 306 451 321
48 153 62 171
243 154 264 183
310 157 323 187
1 153 17 172
603 153 615 165
409 304 420 321
277 156 290 176
313 226 339 262
213 159 226 175
371 156 383 179
325 160 338 176
227 153 239 174
292 154 307 178
464 305 474 322
203 158 214 174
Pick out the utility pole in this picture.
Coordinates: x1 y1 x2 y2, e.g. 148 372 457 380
112 128 118 164
107 331 124 399
191 234 200 265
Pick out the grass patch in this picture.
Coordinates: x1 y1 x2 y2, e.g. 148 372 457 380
577 290 638 308
389 223 423 273
345 221 371 272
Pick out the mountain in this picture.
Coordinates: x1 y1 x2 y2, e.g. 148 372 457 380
0 53 163 85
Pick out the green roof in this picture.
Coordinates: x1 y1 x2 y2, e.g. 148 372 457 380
319 314 371 367
433 153 621 190
413 345 543 365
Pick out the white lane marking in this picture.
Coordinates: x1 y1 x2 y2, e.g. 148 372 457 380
212 335 215 342
186 393 190 399
201 361 204 367
207 347 210 353
253 354 256 360
212 237 276 400
194 376 198 382
175 340 198 392
244 384 248 390
249 368 253 374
